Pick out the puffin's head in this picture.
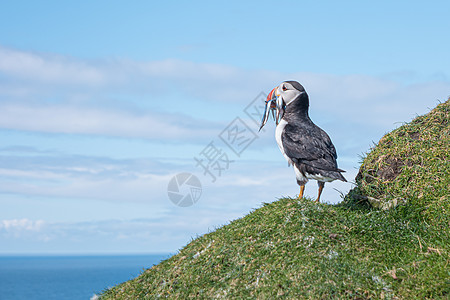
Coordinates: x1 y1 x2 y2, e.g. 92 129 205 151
259 81 306 130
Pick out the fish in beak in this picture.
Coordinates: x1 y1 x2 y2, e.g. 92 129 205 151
276 90 285 124
259 86 285 131
259 87 277 131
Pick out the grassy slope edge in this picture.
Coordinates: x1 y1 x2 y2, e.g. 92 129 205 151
349 98 449 229
101 100 449 299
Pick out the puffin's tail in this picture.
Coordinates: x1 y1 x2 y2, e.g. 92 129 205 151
335 171 347 182
322 169 347 182
297 161 348 182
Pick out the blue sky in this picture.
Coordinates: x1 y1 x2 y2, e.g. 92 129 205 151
0 1 449 254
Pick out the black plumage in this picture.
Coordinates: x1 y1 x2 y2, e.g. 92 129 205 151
282 90 346 185
261 80 346 202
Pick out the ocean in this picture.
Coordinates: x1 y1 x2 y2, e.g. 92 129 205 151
0 254 170 300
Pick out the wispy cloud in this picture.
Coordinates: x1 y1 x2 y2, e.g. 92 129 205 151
0 146 353 206
0 218 45 232
0 47 107 86
0 46 266 100
0 152 177 202
0 211 242 253
296 72 450 127
0 102 221 140
1 46 448 135
0 218 46 240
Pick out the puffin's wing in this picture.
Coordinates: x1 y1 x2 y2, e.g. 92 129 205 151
282 123 340 172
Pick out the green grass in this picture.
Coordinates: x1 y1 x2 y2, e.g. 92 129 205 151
349 99 449 229
101 99 449 299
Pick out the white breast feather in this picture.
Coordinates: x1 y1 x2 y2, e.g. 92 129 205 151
275 119 293 166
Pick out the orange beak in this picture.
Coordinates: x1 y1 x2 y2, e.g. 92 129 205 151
266 87 277 109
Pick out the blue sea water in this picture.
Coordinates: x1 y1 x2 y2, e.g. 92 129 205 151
0 254 170 300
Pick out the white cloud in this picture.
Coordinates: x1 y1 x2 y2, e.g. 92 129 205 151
0 218 45 232
0 147 353 206
0 154 175 203
288 72 450 129
0 47 106 85
0 211 241 253
0 102 221 140
1 46 448 139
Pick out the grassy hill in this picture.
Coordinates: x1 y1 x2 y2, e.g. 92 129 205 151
348 99 449 229
101 100 449 299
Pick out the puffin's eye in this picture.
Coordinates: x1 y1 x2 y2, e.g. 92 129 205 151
282 85 287 91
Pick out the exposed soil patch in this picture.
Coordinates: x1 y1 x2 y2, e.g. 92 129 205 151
356 156 406 183
376 156 405 181
408 131 421 140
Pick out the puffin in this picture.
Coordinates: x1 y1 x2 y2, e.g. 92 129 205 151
260 80 346 202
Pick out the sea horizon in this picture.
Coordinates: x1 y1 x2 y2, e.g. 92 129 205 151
0 253 172 300
0 252 173 257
